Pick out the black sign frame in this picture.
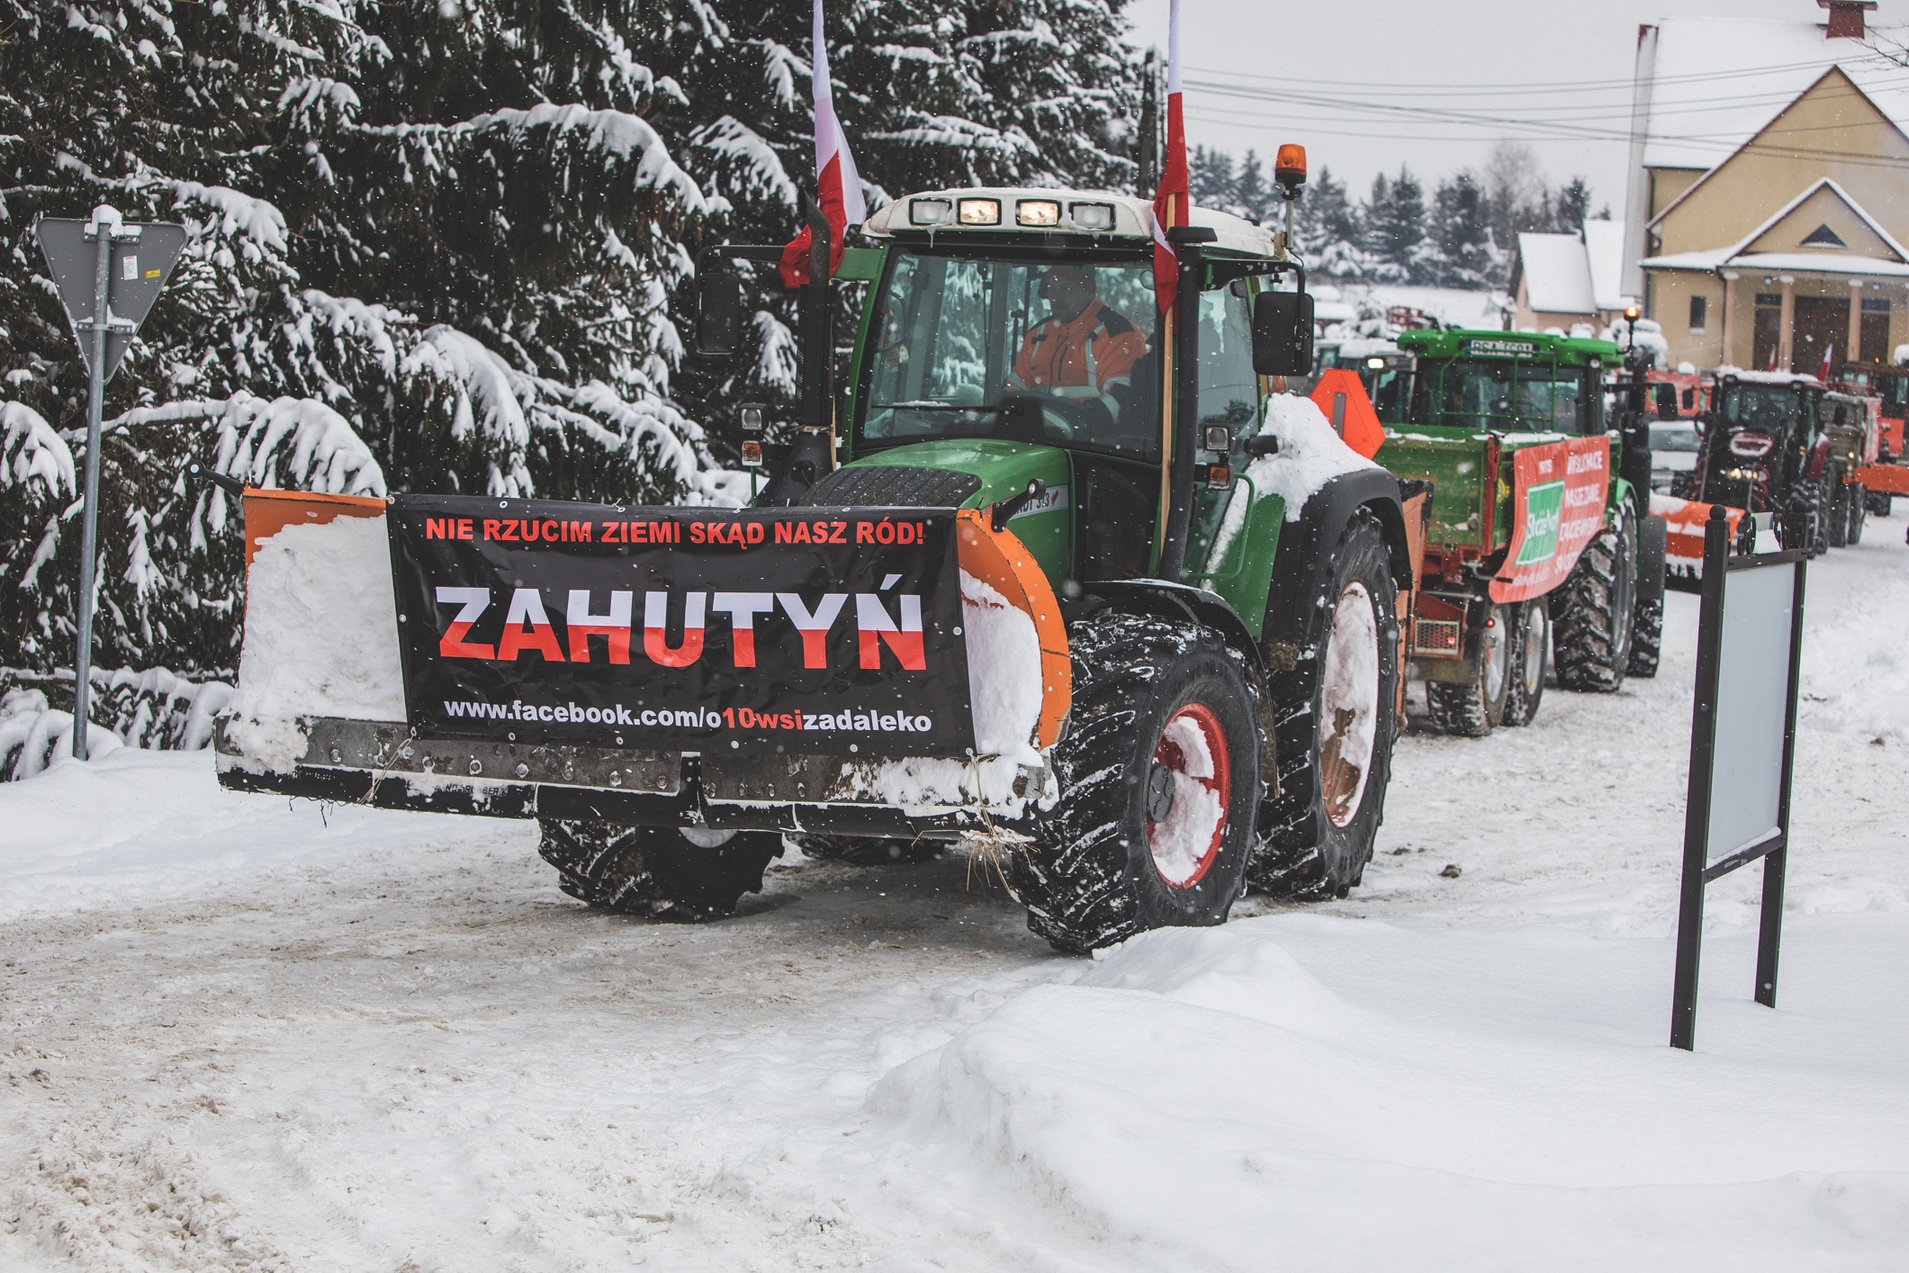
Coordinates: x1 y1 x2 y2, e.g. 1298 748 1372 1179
1670 505 1807 1051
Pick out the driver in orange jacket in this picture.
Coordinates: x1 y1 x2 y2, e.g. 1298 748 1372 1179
1009 265 1148 413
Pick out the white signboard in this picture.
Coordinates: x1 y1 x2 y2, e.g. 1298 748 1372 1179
1706 564 1794 862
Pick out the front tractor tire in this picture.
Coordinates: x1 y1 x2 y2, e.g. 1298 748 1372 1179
538 820 781 920
1425 601 1511 737
1250 509 1400 899
1553 500 1638 693
1011 612 1262 954
1502 597 1550 727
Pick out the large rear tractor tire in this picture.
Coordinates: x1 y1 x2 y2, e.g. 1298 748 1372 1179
1249 509 1400 899
1010 612 1261 954
537 821 781 920
787 835 939 866
1554 500 1637 694
1828 471 1850 548
1847 484 1866 545
1425 602 1510 737
1502 597 1549 727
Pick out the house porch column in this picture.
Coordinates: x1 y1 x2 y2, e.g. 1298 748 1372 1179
1778 275 1796 371
1848 278 1865 365
1721 271 1739 366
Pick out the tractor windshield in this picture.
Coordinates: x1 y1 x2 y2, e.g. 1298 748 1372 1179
859 250 1163 459
1716 384 1800 436
1415 358 1597 434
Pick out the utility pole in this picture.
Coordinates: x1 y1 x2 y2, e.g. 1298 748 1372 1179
1138 49 1159 194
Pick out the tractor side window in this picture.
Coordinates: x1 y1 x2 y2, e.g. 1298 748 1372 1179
1197 283 1259 449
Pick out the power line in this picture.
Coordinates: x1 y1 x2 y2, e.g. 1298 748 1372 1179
1183 50 1907 98
1182 75 1909 149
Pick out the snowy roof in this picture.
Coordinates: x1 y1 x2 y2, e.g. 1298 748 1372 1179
1642 178 1909 276
1517 232 1596 315
1640 18 1909 171
860 187 1280 259
1714 367 1824 386
1582 220 1629 311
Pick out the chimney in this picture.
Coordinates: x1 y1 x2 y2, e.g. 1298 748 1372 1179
1818 0 1876 40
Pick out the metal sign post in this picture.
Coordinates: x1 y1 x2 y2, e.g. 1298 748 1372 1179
1670 504 1807 1051
33 207 187 759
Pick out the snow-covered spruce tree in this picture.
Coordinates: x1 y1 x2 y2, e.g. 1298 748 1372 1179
1362 168 1427 285
664 0 1143 457
1426 172 1496 290
1190 146 1237 210
0 0 729 677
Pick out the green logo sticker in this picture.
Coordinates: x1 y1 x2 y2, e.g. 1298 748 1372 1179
1515 479 1565 566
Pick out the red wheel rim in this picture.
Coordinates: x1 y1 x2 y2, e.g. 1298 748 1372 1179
1145 702 1231 889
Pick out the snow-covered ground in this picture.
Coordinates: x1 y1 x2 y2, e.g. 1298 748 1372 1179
2 533 1905 1271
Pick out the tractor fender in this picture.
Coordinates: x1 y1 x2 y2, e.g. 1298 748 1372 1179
1262 469 1412 654
1083 580 1263 672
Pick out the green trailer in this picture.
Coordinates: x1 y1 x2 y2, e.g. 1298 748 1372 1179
1368 330 1667 736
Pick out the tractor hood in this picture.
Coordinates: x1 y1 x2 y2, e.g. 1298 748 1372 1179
813 440 1073 583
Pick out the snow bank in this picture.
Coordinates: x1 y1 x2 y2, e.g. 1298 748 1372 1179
227 515 406 772
1795 542 1909 746
865 916 1909 1269
0 750 455 921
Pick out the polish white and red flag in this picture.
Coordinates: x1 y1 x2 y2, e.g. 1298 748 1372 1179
1151 0 1189 313
780 0 866 289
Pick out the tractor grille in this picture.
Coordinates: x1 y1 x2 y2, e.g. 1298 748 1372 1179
1410 617 1462 657
804 464 982 509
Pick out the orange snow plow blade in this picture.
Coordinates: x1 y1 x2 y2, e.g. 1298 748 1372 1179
242 488 387 565
1853 462 1909 496
1651 493 1746 587
955 510 1070 750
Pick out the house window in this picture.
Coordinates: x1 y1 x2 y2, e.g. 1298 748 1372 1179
1689 295 1707 333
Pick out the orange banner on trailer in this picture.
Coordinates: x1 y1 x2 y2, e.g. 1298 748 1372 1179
1490 436 1610 603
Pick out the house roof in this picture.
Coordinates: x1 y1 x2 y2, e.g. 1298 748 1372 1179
1640 17 1909 172
1641 178 1909 277
1517 232 1596 314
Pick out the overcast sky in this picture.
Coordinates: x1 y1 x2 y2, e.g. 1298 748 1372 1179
1125 0 1873 211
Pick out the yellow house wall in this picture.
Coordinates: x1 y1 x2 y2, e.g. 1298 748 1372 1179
1648 270 1909 370
1654 69 1909 258
1650 272 1728 368
1742 184 1900 259
1649 168 1703 220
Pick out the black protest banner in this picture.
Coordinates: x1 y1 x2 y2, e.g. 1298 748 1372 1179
386 496 975 756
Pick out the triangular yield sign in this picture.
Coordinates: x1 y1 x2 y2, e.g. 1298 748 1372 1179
33 217 189 386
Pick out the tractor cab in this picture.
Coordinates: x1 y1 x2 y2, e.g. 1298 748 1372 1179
1377 330 1613 436
826 187 1321 605
1696 373 1822 515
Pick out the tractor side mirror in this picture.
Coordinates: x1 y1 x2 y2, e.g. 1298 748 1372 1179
1653 382 1679 416
1252 289 1314 376
697 271 745 357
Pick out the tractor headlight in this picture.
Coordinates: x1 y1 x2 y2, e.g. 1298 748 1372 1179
1016 199 1061 227
1069 201 1116 232
957 198 1001 225
909 198 954 226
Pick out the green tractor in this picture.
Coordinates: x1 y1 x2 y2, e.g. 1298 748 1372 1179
217 183 1421 953
1368 330 1667 736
